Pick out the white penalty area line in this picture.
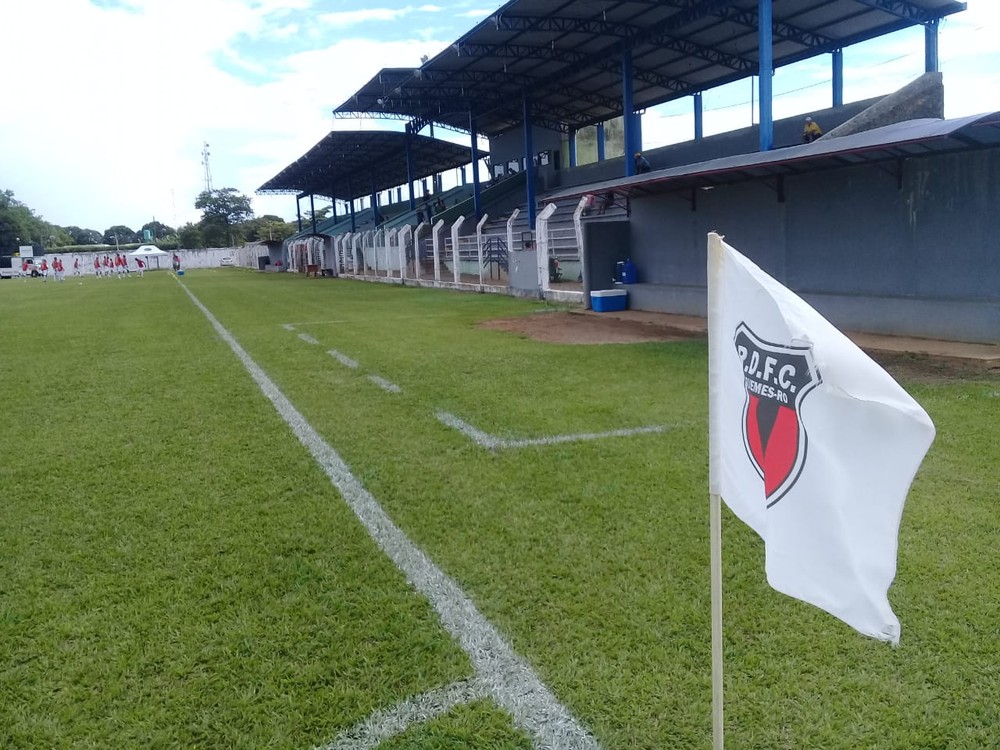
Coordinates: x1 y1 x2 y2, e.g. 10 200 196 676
180 282 600 750
314 679 484 750
436 410 670 451
328 350 360 369
298 333 320 345
368 375 402 393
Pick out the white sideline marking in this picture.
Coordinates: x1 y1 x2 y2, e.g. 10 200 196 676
282 323 296 331
299 333 320 345
179 282 601 750
328 350 360 369
436 411 668 450
314 679 484 750
368 375 401 393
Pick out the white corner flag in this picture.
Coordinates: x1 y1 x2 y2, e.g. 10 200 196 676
707 233 935 644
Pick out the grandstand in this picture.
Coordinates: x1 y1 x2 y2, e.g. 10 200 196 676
258 1 1000 344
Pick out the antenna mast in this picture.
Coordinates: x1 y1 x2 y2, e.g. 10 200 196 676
201 142 213 192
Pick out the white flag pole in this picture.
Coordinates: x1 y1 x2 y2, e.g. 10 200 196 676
710 492 724 750
707 232 725 749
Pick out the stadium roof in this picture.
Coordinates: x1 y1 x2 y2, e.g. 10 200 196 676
545 111 1000 201
257 130 481 200
333 0 966 137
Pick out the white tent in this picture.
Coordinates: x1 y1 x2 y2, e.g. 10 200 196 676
128 245 169 270
128 245 168 257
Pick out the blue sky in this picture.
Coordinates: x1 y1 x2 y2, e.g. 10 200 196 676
1 0 997 234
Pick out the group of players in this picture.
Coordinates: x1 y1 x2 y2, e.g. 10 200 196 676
92 253 146 278
18 253 148 281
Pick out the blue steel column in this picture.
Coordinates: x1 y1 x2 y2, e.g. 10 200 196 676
331 192 337 222
694 93 704 139
310 193 317 234
405 125 416 209
596 122 606 161
370 174 378 223
924 19 939 72
622 47 636 176
469 109 482 219
296 197 302 232
568 128 577 168
758 0 774 152
348 177 356 233
523 94 536 228
832 49 844 107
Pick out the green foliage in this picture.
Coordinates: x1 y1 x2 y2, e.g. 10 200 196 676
1 188 277 256
63 226 104 245
0 188 71 251
177 222 202 249
244 214 296 243
194 188 255 248
103 225 136 244
140 220 175 240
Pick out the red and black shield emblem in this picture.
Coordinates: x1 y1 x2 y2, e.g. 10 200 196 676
735 324 821 507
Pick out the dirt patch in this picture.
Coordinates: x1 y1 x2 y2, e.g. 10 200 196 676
867 351 1000 384
478 312 1000 384
478 311 702 345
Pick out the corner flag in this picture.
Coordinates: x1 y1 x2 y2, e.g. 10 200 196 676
707 233 935 644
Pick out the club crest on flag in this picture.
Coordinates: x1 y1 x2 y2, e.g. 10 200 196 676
735 323 822 506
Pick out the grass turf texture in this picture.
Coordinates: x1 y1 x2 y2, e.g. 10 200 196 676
1 269 997 749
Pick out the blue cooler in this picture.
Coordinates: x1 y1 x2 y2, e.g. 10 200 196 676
177 269 185 276
591 288 627 312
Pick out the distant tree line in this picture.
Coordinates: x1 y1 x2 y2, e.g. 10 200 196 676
0 187 300 254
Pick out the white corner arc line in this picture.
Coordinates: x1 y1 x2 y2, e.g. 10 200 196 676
436 411 669 450
328 350 360 369
368 375 402 393
178 283 601 750
314 679 485 750
299 333 320 345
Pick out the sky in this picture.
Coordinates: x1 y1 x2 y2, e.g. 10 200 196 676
2 0 998 235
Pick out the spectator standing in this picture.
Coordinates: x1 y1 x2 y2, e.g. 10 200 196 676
634 152 652 174
172 253 181 272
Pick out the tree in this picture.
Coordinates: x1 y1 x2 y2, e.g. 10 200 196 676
64 226 104 245
1 189 53 251
141 220 175 241
104 225 136 245
195 188 254 248
195 188 253 226
177 222 202 249
244 214 296 243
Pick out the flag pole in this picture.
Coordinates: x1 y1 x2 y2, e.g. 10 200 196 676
710 492 724 750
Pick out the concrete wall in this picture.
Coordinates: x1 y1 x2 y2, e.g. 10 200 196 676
549 98 881 193
582 222 632 297
615 147 1000 343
